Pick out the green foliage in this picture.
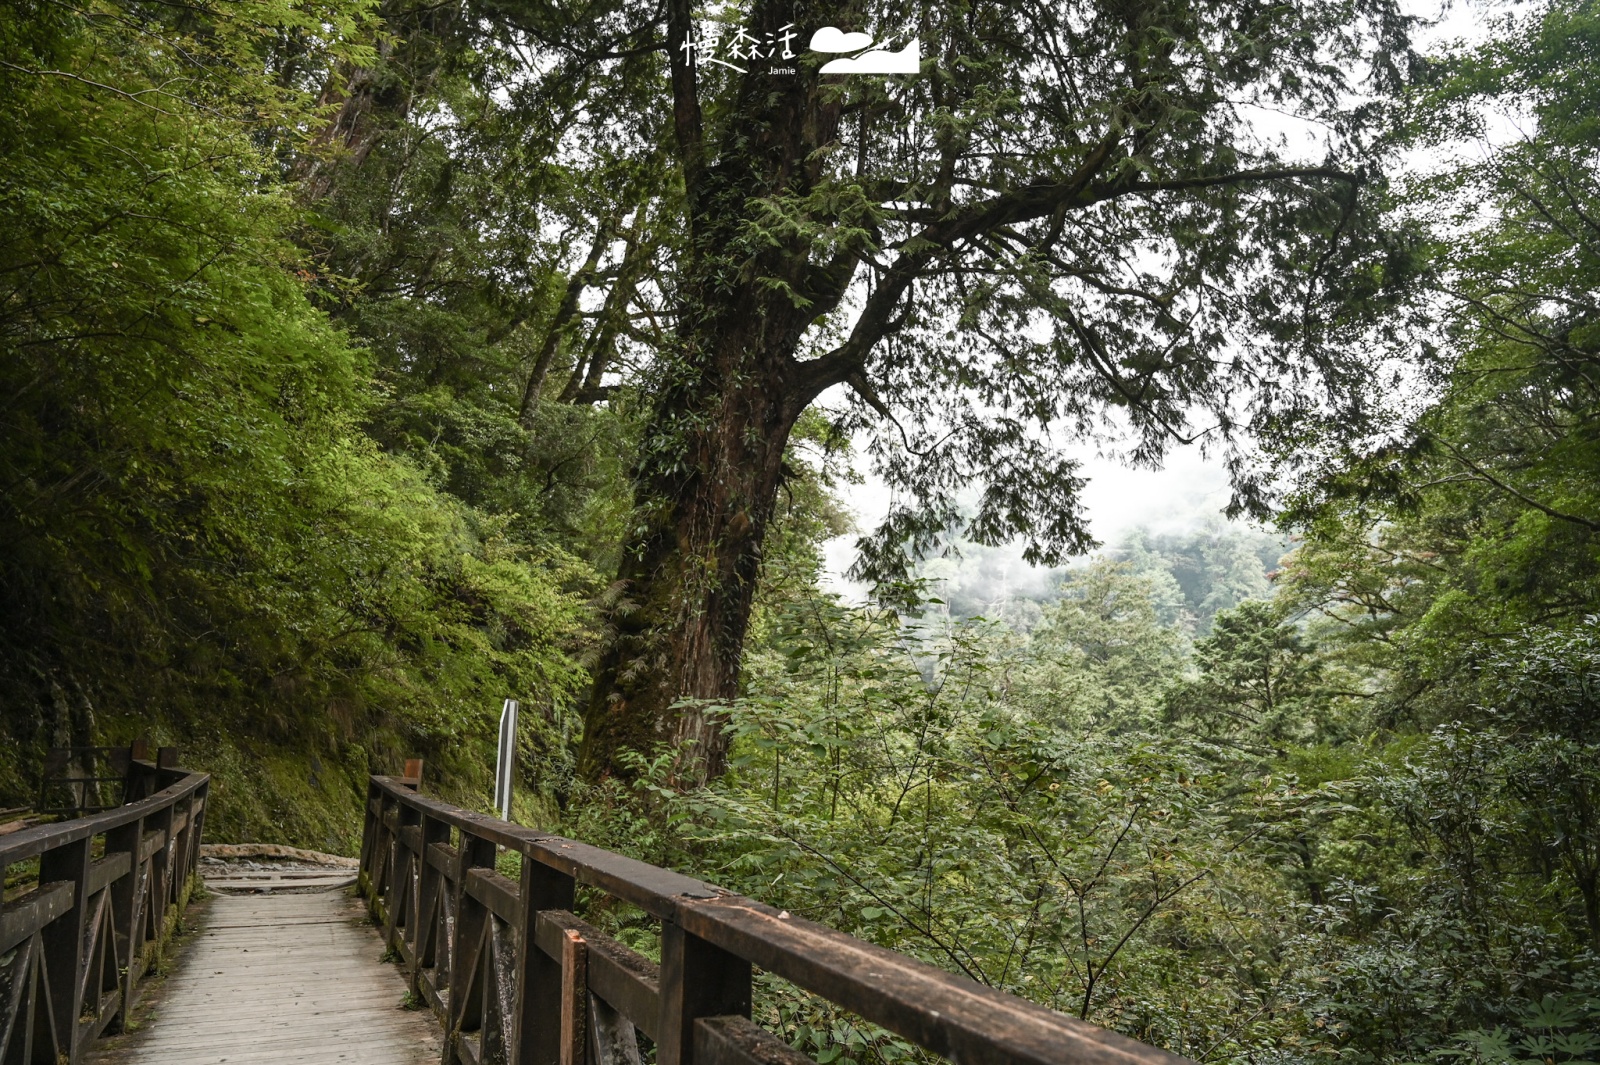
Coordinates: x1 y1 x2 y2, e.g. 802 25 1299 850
1279 720 1596 1062
1436 993 1600 1065
569 577 1325 1058
1257 0 1600 1034
3 2 1599 1065
1166 600 1352 751
564 565 1600 1063
0 0 592 837
1021 560 1190 731
1119 526 1289 635
1281 0 1600 724
914 522 1284 635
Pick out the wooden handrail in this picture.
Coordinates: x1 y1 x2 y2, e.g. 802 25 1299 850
359 774 1191 1065
0 760 209 1063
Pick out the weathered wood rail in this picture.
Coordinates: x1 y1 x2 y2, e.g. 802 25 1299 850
36 742 181 816
0 754 207 1063
360 775 1189 1065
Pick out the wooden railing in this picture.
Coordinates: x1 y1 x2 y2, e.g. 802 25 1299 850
36 740 181 815
360 774 1188 1065
0 756 208 1063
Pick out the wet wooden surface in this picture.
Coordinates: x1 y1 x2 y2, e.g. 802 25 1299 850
88 890 441 1065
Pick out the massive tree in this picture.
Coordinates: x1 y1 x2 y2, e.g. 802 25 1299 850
492 0 1416 782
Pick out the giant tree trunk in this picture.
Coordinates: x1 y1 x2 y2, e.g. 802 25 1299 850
577 326 815 785
576 0 857 785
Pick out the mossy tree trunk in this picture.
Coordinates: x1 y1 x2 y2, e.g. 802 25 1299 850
577 0 859 782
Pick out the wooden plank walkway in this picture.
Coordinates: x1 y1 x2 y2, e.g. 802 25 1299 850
88 890 441 1065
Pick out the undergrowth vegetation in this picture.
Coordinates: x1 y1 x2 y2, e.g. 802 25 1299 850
568 572 1600 1064
0 0 596 840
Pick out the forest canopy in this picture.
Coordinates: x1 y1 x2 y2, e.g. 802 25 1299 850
2 0 1598 1062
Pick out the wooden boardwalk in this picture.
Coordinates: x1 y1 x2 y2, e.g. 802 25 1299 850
89 890 441 1065
9 758 1188 1065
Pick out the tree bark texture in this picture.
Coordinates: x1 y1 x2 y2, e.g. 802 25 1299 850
578 0 855 782
577 339 810 785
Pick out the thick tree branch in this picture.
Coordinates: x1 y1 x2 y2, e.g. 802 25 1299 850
664 0 705 217
794 157 1361 401
1435 437 1600 532
1114 165 1362 197
519 217 615 425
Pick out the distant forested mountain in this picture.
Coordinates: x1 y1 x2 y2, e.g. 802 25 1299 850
918 523 1287 634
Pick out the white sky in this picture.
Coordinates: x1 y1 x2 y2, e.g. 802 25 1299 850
820 441 1234 595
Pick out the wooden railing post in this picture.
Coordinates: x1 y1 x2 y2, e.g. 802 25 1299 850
383 802 422 952
413 815 452 974
375 794 397 922
146 801 176 926
173 792 196 901
189 780 208 883
444 832 498 1064
657 921 752 1065
512 860 575 1065
558 929 586 1065
38 836 92 1060
104 814 146 1030
358 780 382 890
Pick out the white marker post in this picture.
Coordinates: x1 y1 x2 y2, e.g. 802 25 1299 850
493 698 519 821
